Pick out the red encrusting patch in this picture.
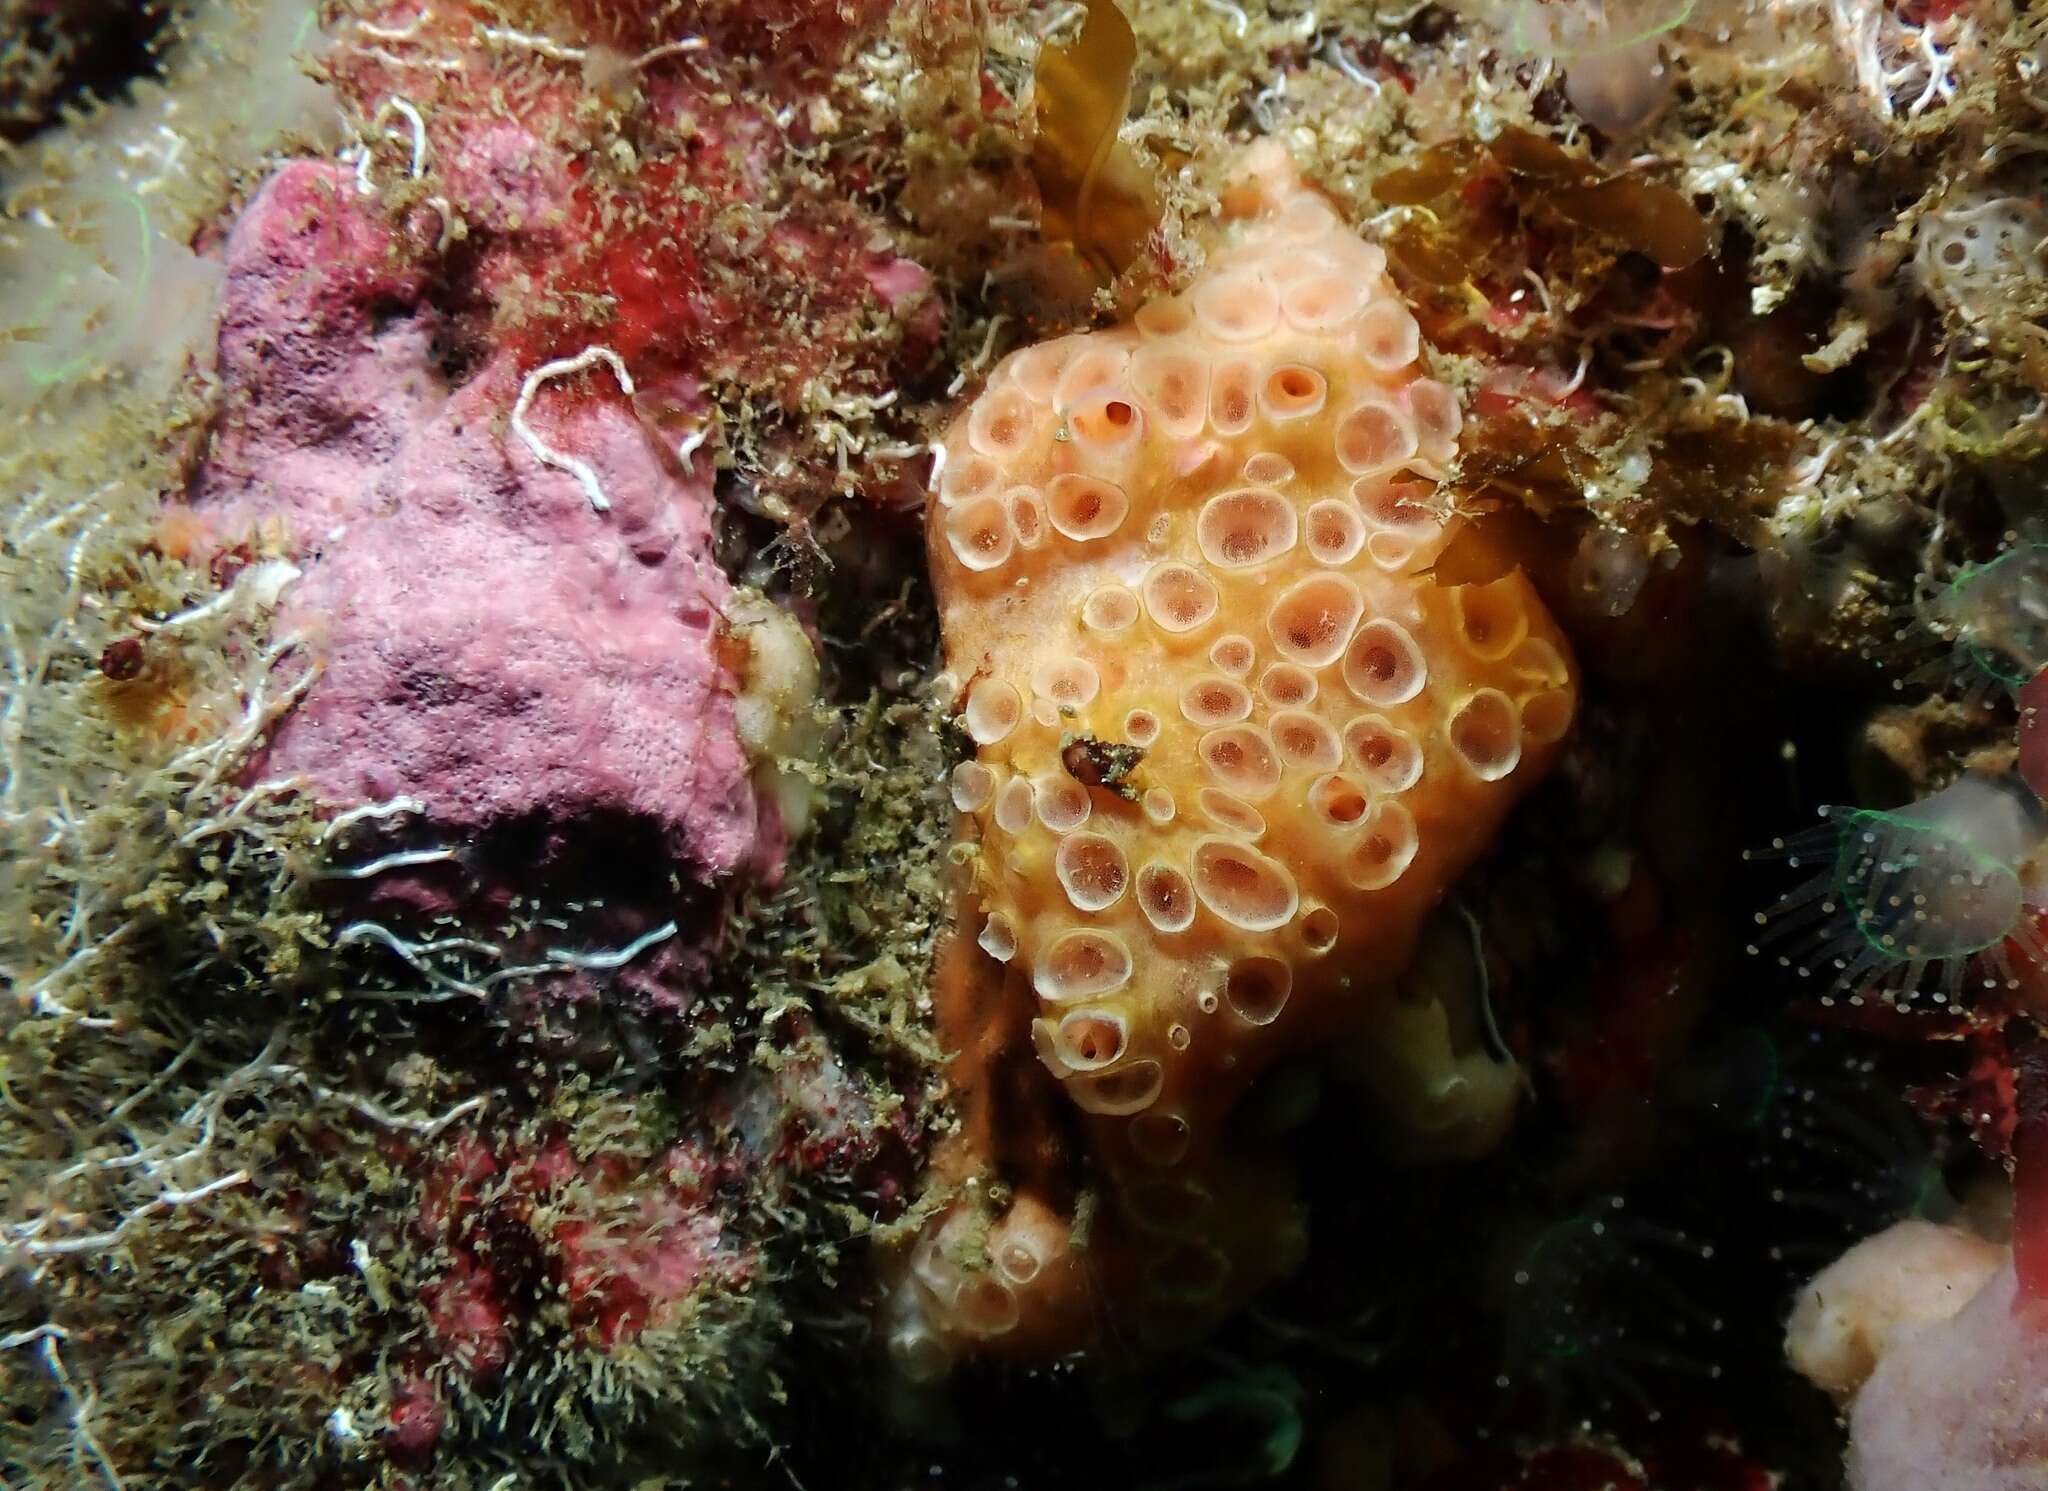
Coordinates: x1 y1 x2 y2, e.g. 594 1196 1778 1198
1421 1432 1775 1491
1908 1016 2021 1159
551 0 894 63
502 125 932 406
2012 1047 2048 1306
325 0 938 501
2018 666 2048 802
384 1375 446 1468
424 1251 514 1379
412 1130 752 1372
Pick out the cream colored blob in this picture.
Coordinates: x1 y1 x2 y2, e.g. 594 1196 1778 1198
1787 1218 2007 1402
728 591 823 840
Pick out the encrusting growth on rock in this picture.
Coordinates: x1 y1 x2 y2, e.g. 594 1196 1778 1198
891 143 1580 1371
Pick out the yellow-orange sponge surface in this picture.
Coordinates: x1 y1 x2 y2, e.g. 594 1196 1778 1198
918 144 1578 1354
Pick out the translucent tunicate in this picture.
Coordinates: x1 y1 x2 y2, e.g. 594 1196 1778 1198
1210 359 1258 435
1069 390 1143 453
1407 378 1463 459
951 762 996 812
969 384 1042 460
1344 714 1424 793
1200 725 1283 798
1309 772 1370 828
1450 579 1531 662
952 1274 1022 1337
1048 474 1129 541
1355 477 1442 535
1035 777 1091 833
1069 1059 1165 1115
1054 344 1130 410
1190 837 1299 931
1268 574 1364 667
1300 906 1340 952
1135 296 1195 338
1054 1008 1129 1070
1031 656 1101 708
1036 928 1135 1001
1129 1110 1193 1166
1280 271 1365 331
1198 789 1267 840
1343 619 1426 706
1306 499 1366 565
1083 584 1140 633
1193 268 1280 342
1242 452 1295 486
1224 957 1292 1025
965 679 1022 744
938 452 1000 506
1259 662 1317 707
1199 489 1298 568
945 495 1014 571
1056 832 1130 912
994 776 1034 834
1448 689 1523 782
1354 300 1420 371
1009 335 1080 401
1130 344 1209 439
1335 399 1419 474
1210 634 1256 676
1269 710 1342 772
1138 862 1197 932
1145 564 1221 633
1347 800 1419 889
1570 527 1650 619
979 911 1018 962
996 1237 1044 1285
1007 488 1046 549
1182 675 1255 726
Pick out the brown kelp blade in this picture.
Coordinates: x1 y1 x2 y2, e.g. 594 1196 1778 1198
1489 127 1709 270
1032 0 1162 279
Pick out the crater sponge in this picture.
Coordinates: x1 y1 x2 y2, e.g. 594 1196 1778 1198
897 144 1580 1368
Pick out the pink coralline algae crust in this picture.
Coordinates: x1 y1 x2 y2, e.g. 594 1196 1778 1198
1848 1261 2048 1491
189 160 764 879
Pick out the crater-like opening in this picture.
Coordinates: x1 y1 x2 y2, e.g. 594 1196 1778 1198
1269 574 1364 667
1138 862 1197 932
1048 474 1129 541
1190 838 1299 931
1056 831 1130 912
1225 956 1292 1025
1343 619 1426 706
1198 488 1299 569
1448 688 1522 781
1035 928 1134 1001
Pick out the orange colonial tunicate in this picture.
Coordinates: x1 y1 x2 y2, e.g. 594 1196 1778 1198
889 143 1580 1373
